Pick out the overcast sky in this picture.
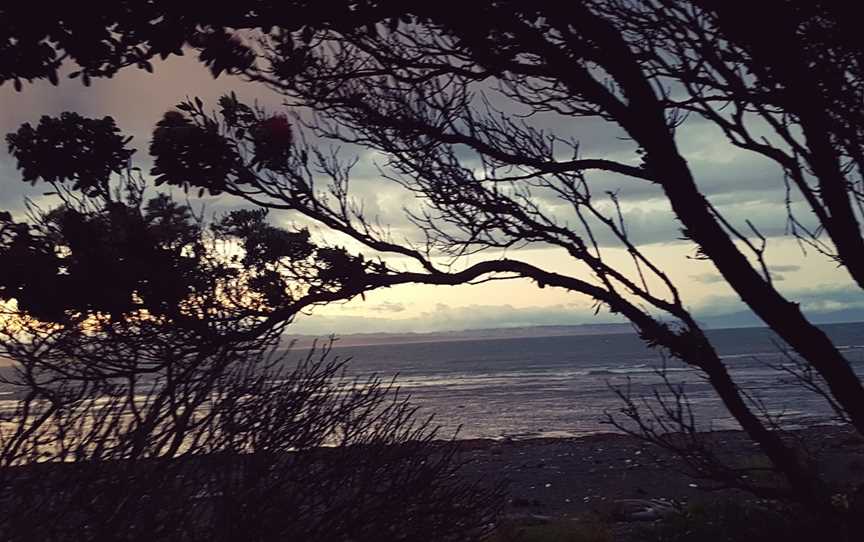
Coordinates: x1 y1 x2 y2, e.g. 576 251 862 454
1 54 862 334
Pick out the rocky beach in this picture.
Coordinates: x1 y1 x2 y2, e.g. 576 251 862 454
456 425 864 523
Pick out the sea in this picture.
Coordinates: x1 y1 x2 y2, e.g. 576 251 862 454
2 322 863 441
327 322 864 440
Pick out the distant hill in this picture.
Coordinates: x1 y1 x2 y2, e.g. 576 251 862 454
285 323 635 348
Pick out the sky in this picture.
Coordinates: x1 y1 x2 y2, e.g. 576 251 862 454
1 53 863 335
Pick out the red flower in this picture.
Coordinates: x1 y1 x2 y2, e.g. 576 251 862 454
252 115 294 170
258 115 293 145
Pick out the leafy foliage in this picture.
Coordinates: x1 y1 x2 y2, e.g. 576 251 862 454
0 189 207 322
192 29 256 77
150 109 239 195
0 111 387 326
6 113 133 196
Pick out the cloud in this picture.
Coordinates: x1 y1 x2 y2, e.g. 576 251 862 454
369 301 407 313
769 264 800 273
549 196 812 248
0 53 812 256
0 160 39 216
692 266 798 286
796 287 864 313
690 273 724 284
330 300 408 313
693 268 793 287
286 282 864 336
288 302 624 335
693 283 864 324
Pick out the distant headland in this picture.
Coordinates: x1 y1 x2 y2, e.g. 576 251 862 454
285 323 636 348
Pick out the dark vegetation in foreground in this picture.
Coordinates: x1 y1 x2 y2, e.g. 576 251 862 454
0 342 501 542
5 422 864 541
1 441 497 541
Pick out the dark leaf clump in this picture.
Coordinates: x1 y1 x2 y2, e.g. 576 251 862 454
150 110 240 195
6 113 134 196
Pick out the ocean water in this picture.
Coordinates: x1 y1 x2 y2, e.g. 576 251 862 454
2 323 863 442
328 322 864 440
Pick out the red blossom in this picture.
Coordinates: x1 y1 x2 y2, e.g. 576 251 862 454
258 115 293 144
252 114 294 170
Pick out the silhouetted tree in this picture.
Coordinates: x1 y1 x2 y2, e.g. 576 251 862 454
0 172 500 541
3 0 864 530
0 336 499 541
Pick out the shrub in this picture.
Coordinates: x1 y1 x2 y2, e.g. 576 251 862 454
0 342 501 541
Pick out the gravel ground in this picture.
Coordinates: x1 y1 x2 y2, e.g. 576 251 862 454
454 425 864 520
